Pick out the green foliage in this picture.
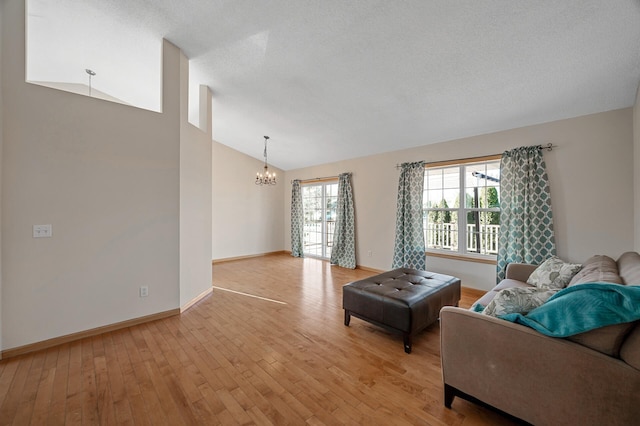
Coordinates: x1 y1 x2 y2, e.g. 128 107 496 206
428 199 451 224
486 187 500 225
463 186 500 225
487 186 499 208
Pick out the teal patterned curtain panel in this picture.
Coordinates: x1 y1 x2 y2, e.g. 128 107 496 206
392 161 426 270
291 180 304 258
496 146 556 282
330 173 356 269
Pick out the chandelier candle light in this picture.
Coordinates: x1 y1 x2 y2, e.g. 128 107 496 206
255 135 277 186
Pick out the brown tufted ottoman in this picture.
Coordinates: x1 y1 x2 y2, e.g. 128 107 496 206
343 268 461 353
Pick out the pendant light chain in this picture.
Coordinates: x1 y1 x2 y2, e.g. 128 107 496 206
255 136 277 185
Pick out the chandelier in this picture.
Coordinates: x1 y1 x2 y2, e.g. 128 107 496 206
255 136 277 186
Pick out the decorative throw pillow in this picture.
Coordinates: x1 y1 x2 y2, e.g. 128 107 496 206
482 287 557 317
526 256 582 290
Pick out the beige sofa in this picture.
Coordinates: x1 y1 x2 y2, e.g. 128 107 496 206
440 252 640 426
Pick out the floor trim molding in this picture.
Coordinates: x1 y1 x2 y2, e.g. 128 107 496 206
1 308 180 359
212 250 287 264
181 287 213 313
356 265 385 273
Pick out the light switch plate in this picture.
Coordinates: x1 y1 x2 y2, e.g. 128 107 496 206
33 224 52 238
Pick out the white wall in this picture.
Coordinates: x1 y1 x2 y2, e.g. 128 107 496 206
212 141 284 260
2 2 177 349
179 52 213 307
634 83 640 251
26 0 162 112
285 108 634 290
1 0 212 351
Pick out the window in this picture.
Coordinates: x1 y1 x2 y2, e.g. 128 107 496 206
424 157 500 259
301 181 338 259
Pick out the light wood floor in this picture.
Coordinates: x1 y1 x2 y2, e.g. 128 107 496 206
0 254 519 425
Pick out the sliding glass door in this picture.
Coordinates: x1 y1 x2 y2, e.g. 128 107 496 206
302 181 338 259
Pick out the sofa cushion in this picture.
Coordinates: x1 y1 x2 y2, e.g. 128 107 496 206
482 287 556 317
505 263 539 282
618 252 640 285
567 322 636 357
569 255 622 286
472 279 533 308
526 256 582 290
620 322 640 370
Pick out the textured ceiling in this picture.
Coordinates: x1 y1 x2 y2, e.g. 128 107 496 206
27 1 640 170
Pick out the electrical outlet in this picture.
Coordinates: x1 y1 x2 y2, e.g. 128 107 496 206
33 224 53 238
367 250 373 257
139 286 149 297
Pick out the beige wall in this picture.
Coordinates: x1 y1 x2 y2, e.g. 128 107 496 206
0 0 4 354
1 0 212 350
212 141 284 260
179 57 213 307
285 108 634 290
634 83 640 251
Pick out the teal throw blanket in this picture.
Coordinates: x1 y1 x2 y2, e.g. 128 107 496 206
500 283 640 337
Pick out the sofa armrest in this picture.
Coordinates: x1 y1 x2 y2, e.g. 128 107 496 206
440 306 640 425
504 262 538 282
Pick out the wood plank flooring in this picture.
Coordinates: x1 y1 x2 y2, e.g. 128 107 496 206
0 254 520 425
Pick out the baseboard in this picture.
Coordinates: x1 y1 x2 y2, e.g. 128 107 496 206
212 250 287 264
181 287 213 313
1 308 180 359
356 265 385 273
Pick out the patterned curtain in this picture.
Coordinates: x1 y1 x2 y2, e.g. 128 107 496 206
330 173 356 269
496 146 556 282
392 161 426 270
291 180 304 258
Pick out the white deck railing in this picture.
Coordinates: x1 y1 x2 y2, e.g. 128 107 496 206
426 223 499 255
302 220 336 256
303 220 499 255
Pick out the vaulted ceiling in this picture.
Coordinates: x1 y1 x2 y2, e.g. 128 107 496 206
27 0 640 170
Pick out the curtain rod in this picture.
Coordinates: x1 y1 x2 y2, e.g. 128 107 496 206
291 172 351 184
395 143 556 169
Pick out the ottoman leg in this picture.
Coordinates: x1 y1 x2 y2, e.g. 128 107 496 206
344 310 351 326
403 334 412 354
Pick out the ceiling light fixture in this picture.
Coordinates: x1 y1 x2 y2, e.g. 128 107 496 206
255 135 276 186
85 68 96 96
